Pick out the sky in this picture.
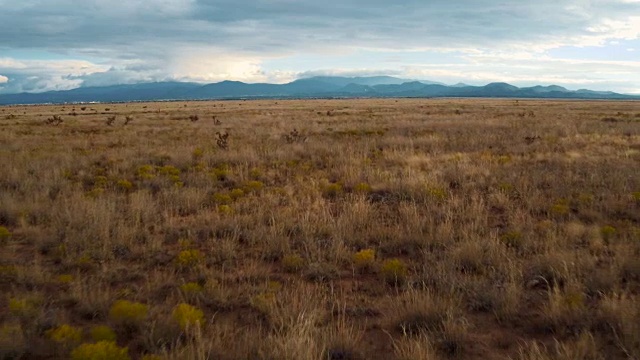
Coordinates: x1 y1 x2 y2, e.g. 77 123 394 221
0 0 639 94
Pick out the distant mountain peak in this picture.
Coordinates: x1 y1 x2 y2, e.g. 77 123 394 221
484 82 518 89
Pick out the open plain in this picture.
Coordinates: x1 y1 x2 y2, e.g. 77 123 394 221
1 99 639 359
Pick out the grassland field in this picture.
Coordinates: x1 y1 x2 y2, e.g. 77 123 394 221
0 98 639 360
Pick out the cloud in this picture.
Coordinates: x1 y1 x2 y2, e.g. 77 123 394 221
3 0 638 51
0 0 639 93
0 58 108 93
0 75 8 84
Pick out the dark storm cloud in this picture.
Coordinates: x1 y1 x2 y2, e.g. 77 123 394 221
2 0 639 54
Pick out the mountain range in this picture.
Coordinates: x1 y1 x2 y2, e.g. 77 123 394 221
0 76 638 105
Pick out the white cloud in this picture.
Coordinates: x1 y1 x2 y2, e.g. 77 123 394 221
0 58 108 93
0 75 8 83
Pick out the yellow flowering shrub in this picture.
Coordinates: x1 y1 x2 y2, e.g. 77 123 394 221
172 303 205 330
175 249 204 268
90 325 117 342
381 258 408 285
353 249 376 271
47 324 82 344
108 300 149 326
70 341 130 360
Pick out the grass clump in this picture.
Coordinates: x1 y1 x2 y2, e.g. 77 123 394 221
210 164 230 180
213 193 233 205
158 165 180 177
136 165 156 180
71 341 130 360
249 168 263 179
192 147 204 160
281 254 305 273
500 231 523 251
217 205 233 215
243 180 264 193
172 303 205 330
108 300 149 326
426 187 447 202
230 188 245 200
116 179 134 192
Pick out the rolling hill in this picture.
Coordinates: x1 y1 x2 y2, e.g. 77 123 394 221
0 76 637 105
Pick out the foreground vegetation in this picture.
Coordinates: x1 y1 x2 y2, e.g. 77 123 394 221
1 98 639 359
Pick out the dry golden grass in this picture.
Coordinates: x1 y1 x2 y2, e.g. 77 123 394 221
0 98 639 359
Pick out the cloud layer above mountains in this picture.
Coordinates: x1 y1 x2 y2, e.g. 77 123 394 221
1 0 639 94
